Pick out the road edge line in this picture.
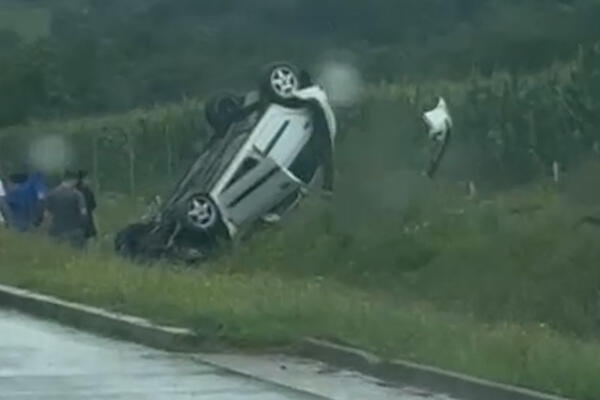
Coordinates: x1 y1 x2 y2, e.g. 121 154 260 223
0 284 572 400
0 284 203 351
292 338 571 400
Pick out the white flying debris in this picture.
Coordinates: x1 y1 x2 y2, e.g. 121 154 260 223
423 97 452 142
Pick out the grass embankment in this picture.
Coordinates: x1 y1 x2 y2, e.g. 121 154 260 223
2 176 600 399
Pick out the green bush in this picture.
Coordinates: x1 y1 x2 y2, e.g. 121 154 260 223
2 0 600 126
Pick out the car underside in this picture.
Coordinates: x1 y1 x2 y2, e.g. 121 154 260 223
115 63 337 263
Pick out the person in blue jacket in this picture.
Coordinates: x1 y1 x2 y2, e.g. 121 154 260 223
6 171 48 232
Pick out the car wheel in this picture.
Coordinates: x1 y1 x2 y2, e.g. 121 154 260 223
185 194 219 231
205 93 243 135
261 63 300 103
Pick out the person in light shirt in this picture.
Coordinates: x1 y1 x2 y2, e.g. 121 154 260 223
0 173 10 227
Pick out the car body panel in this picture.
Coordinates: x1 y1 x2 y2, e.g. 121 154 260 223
268 112 313 167
251 105 313 165
203 87 333 238
293 86 337 142
211 105 311 196
217 155 302 228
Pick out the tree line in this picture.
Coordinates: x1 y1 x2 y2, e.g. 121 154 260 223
0 0 599 127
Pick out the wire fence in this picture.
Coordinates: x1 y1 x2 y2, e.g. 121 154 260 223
2 45 600 196
0 99 207 197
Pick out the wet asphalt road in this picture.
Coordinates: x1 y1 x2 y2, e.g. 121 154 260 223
0 309 321 400
1 309 459 400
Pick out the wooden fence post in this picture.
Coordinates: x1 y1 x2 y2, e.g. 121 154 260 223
527 111 537 150
92 133 100 194
468 181 478 199
128 133 136 197
117 126 136 198
553 161 560 184
164 120 173 179
414 84 421 111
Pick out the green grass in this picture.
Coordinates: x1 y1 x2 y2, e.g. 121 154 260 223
1 180 600 399
1 230 600 400
278 185 600 336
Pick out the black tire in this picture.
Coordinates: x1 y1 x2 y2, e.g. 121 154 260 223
205 93 243 136
260 62 301 104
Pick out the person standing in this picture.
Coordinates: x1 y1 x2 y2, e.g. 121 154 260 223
0 173 10 227
5 171 47 232
45 170 88 248
76 170 98 240
6 173 31 232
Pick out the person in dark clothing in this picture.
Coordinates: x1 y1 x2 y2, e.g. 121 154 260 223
76 170 98 240
45 170 88 248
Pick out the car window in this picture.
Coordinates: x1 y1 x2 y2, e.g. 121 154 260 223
223 157 259 190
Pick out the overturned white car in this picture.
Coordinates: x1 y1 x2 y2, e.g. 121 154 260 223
116 63 337 261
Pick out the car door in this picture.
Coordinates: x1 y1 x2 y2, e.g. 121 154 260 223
217 155 302 227
252 105 313 169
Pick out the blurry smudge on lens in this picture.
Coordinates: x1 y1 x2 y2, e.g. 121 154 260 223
317 60 364 107
28 135 73 173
